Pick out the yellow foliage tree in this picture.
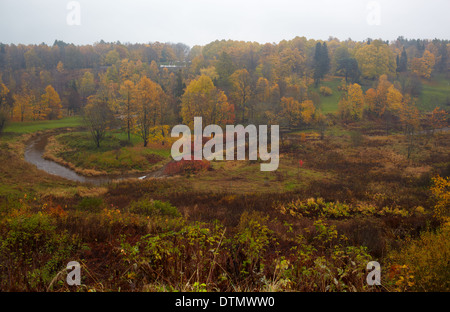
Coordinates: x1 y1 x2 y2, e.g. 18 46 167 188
255 77 270 104
149 60 160 82
135 76 165 147
41 85 61 120
119 59 138 83
365 75 392 117
56 61 64 73
300 100 316 124
0 82 12 134
386 85 404 114
277 48 306 77
280 97 302 128
79 71 96 100
181 75 234 128
148 125 171 146
280 97 315 128
200 66 219 82
411 50 436 79
229 69 252 122
355 41 396 79
119 80 136 141
13 84 35 122
339 83 365 121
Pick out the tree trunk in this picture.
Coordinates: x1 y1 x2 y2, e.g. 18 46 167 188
127 119 131 141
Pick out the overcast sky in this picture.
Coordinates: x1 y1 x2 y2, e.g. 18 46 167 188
0 0 449 47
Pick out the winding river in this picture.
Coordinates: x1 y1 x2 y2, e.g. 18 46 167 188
23 127 450 185
24 132 167 185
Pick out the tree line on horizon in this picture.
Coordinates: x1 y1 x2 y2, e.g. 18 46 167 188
0 36 449 145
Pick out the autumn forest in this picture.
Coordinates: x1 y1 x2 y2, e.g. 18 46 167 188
0 35 449 293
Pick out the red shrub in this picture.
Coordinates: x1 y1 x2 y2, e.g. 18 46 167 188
164 158 211 175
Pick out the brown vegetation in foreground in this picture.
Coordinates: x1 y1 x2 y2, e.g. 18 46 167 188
0 124 449 292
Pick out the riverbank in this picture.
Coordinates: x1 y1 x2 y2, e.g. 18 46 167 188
23 130 173 185
42 131 171 177
1 117 172 191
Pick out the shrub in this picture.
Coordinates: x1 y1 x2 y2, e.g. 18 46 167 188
320 86 333 96
235 211 274 277
76 197 104 212
283 220 372 291
0 213 77 291
164 159 211 175
277 197 353 219
276 197 416 219
386 224 450 291
128 198 179 217
430 175 450 220
119 221 226 290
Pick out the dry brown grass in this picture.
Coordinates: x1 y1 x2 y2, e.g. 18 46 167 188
39 186 108 199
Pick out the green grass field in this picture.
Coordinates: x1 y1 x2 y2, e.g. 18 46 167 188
310 78 343 113
4 116 83 134
47 131 171 174
419 75 450 111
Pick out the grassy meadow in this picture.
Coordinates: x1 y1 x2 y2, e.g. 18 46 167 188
45 131 170 175
419 74 450 111
4 116 83 134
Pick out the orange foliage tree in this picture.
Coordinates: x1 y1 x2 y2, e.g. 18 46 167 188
135 76 166 147
41 85 62 120
411 50 435 79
